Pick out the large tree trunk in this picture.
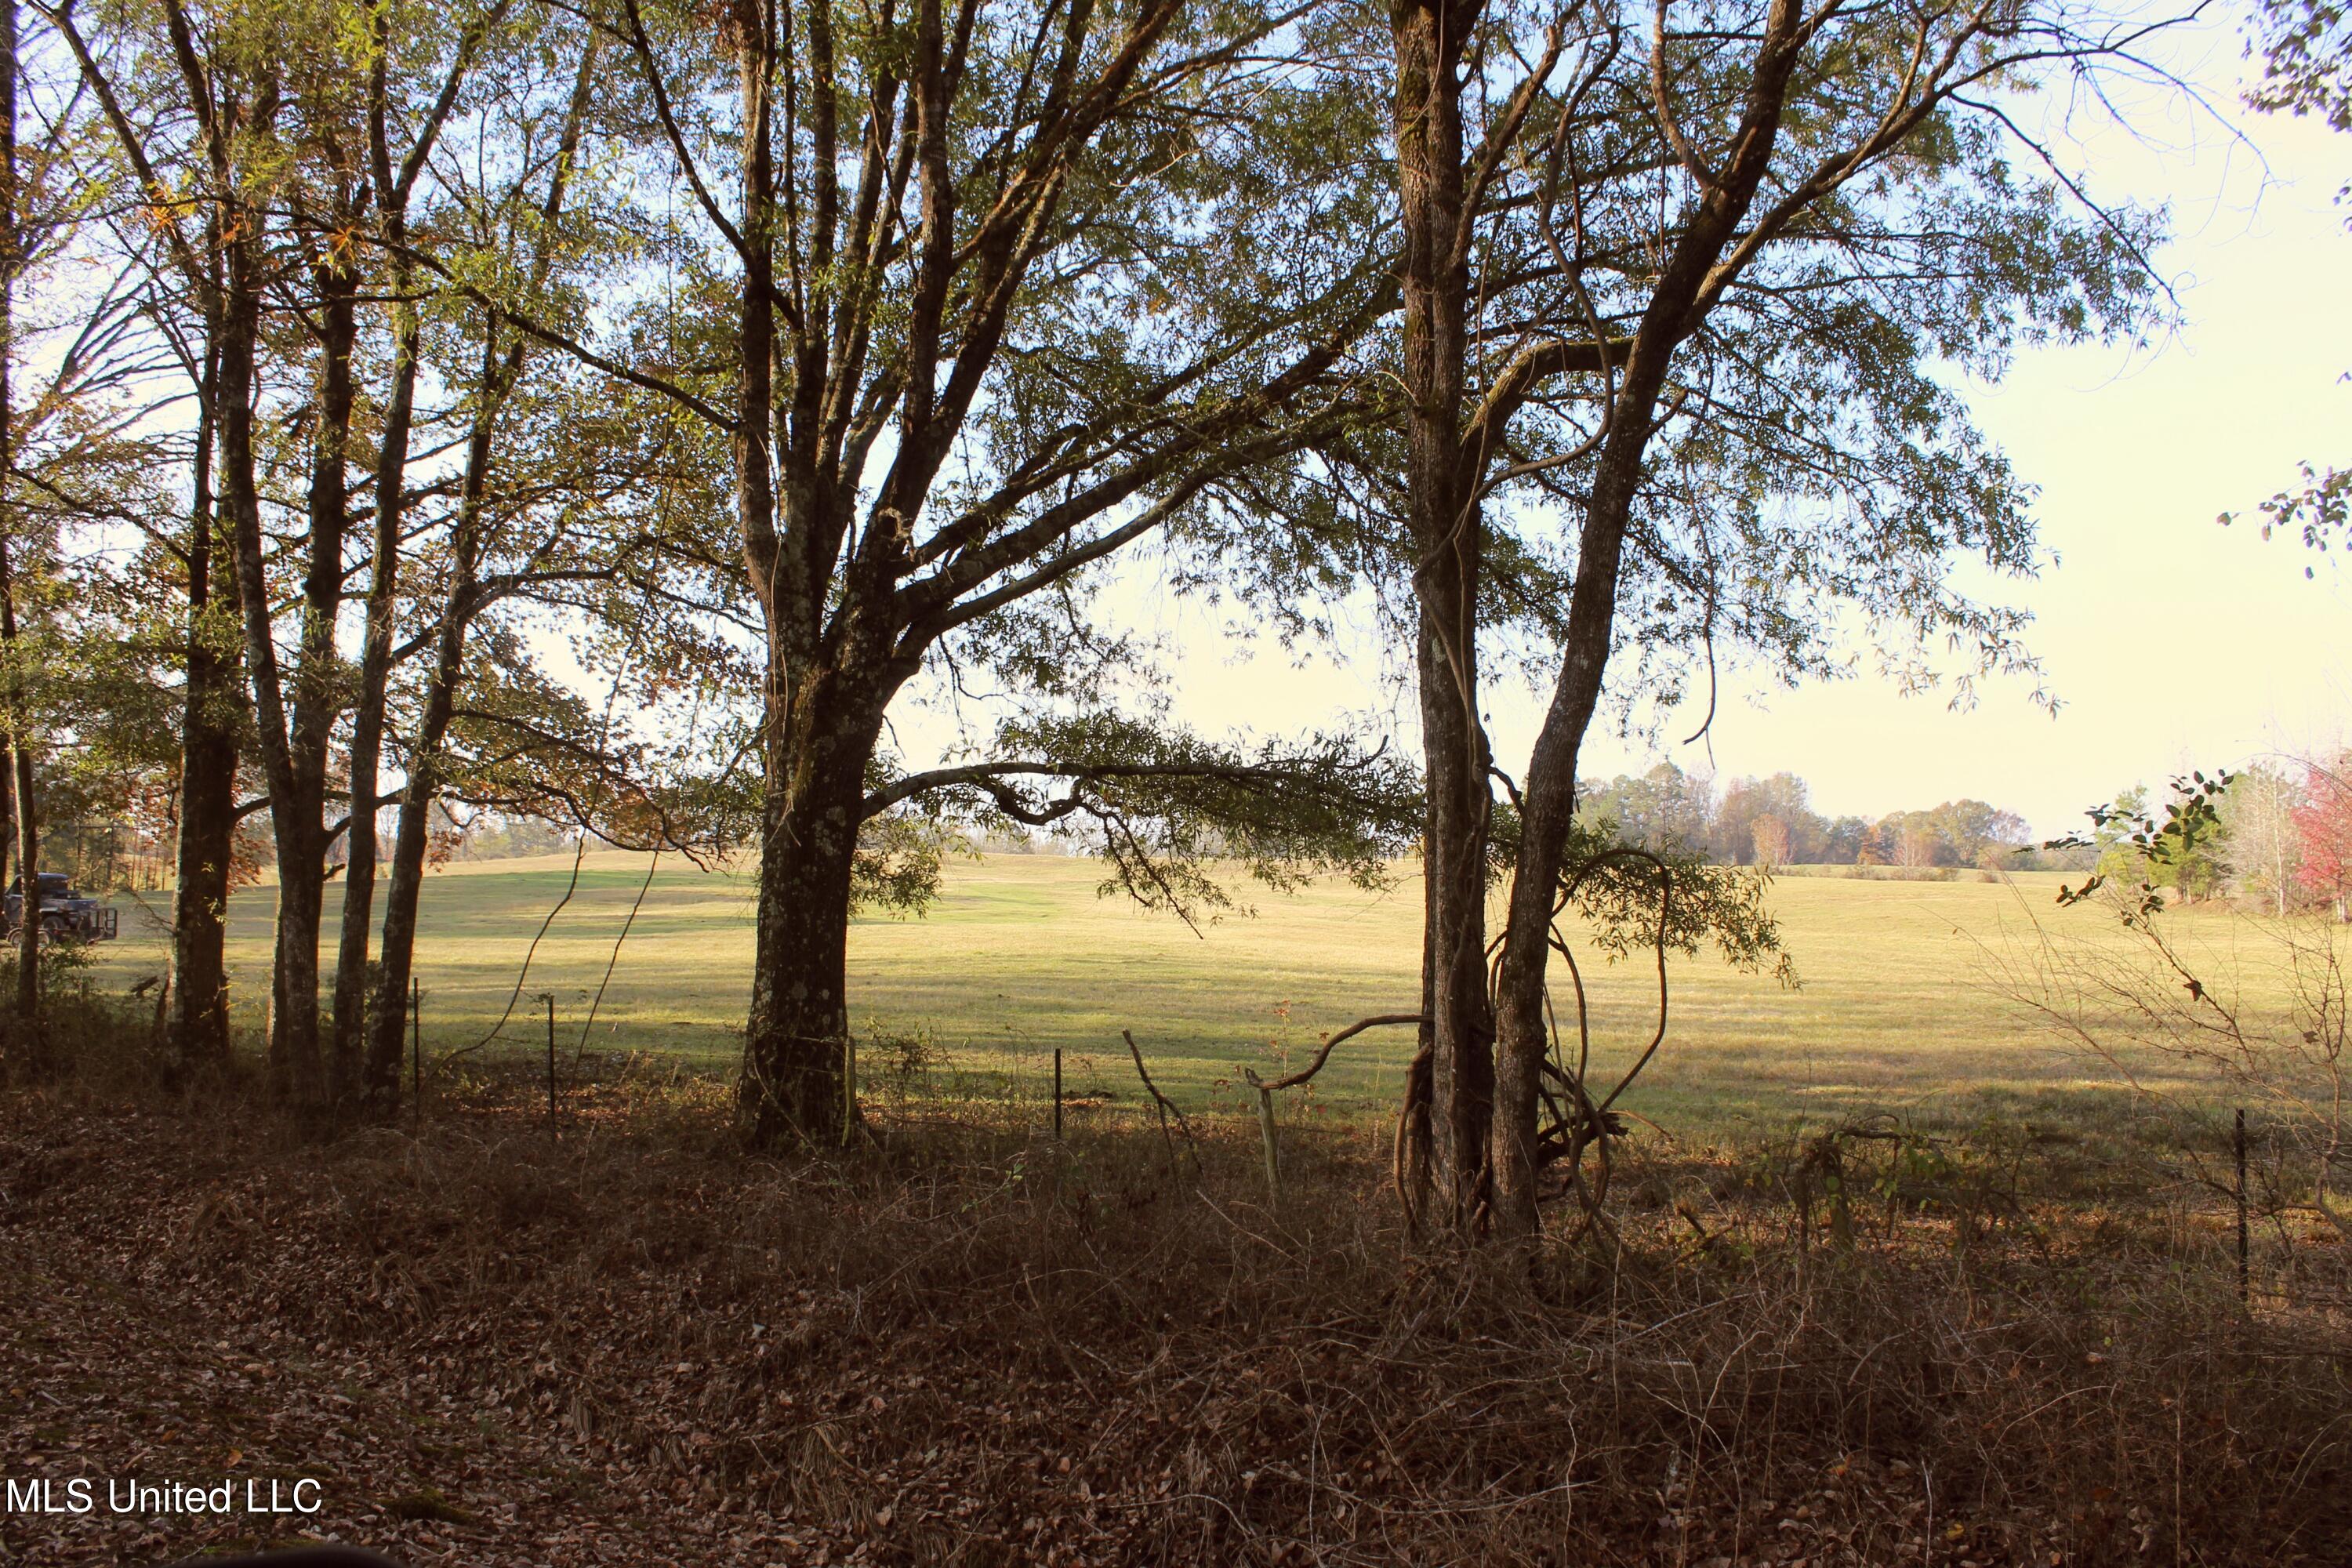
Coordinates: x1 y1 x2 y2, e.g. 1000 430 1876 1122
738 673 887 1149
1415 589 1493 1224
1392 0 1492 1230
170 339 240 1071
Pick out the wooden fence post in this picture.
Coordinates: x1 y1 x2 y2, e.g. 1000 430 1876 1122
1253 1083 1281 1205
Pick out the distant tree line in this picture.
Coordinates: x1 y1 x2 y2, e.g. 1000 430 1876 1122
1571 756 2352 919
1573 764 2035 871
2094 758 2352 920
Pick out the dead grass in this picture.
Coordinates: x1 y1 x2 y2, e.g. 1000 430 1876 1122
4 1059 2350 1567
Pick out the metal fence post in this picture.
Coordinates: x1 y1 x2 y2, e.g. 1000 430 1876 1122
2235 1108 2249 1305
545 994 557 1127
411 978 422 1124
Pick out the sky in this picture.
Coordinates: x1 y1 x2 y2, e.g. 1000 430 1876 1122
942 10 2351 844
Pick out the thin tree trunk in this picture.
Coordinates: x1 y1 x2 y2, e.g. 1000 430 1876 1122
0 531 36 1028
0 0 34 1033
341 39 591 1113
362 325 505 1103
214 175 313 1101
363 619 463 1103
1488 348 1677 1234
330 285 416 1105
1485 0 1813 1236
0 738 13 899
170 327 240 1071
278 253 356 1105
6 717 33 1026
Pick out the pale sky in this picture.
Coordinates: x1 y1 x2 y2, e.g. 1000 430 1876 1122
964 12 2352 843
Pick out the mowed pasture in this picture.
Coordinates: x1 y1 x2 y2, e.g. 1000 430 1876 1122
87 851 2263 1132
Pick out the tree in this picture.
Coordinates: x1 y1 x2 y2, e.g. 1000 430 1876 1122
2292 756 2352 920
2223 764 2305 915
1926 799 2029 869
329 0 539 1109
0 0 160 1036
1890 813 1943 869
1577 763 1715 851
1 0 40 1032
1821 814 1871 864
1478 0 2187 1234
2090 784 2154 884
601 0 1411 1147
56 0 325 1091
1713 773 1815 865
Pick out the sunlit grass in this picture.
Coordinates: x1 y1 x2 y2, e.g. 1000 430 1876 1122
88 851 2310 1136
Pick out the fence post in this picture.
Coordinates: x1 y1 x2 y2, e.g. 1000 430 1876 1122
1053 1047 1063 1141
1254 1083 1281 1205
410 978 422 1124
545 994 557 1127
2235 1107 2249 1305
841 1033 857 1149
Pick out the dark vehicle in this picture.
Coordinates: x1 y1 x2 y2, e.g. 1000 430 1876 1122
3 871 120 943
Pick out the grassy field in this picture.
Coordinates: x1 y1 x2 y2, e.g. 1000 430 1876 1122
83 851 2266 1132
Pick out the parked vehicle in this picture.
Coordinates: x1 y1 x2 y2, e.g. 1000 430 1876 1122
3 872 120 943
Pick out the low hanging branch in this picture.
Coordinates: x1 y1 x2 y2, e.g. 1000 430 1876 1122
1247 1012 1427 1093
1239 1012 1426 1206
862 714 1422 935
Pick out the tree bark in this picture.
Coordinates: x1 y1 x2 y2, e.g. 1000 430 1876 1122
362 324 505 1104
0 530 36 1029
212 128 315 1102
363 622 462 1105
5 700 34 1027
276 252 356 1105
0 0 35 1033
330 284 416 1108
341 34 589 1114
170 329 240 1070
1486 0 1809 1236
0 735 13 899
1392 0 1493 1229
739 672 888 1147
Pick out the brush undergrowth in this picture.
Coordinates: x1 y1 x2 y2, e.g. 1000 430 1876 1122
6 1025 2351 1566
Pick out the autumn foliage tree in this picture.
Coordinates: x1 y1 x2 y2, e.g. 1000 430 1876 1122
2292 757 2352 919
